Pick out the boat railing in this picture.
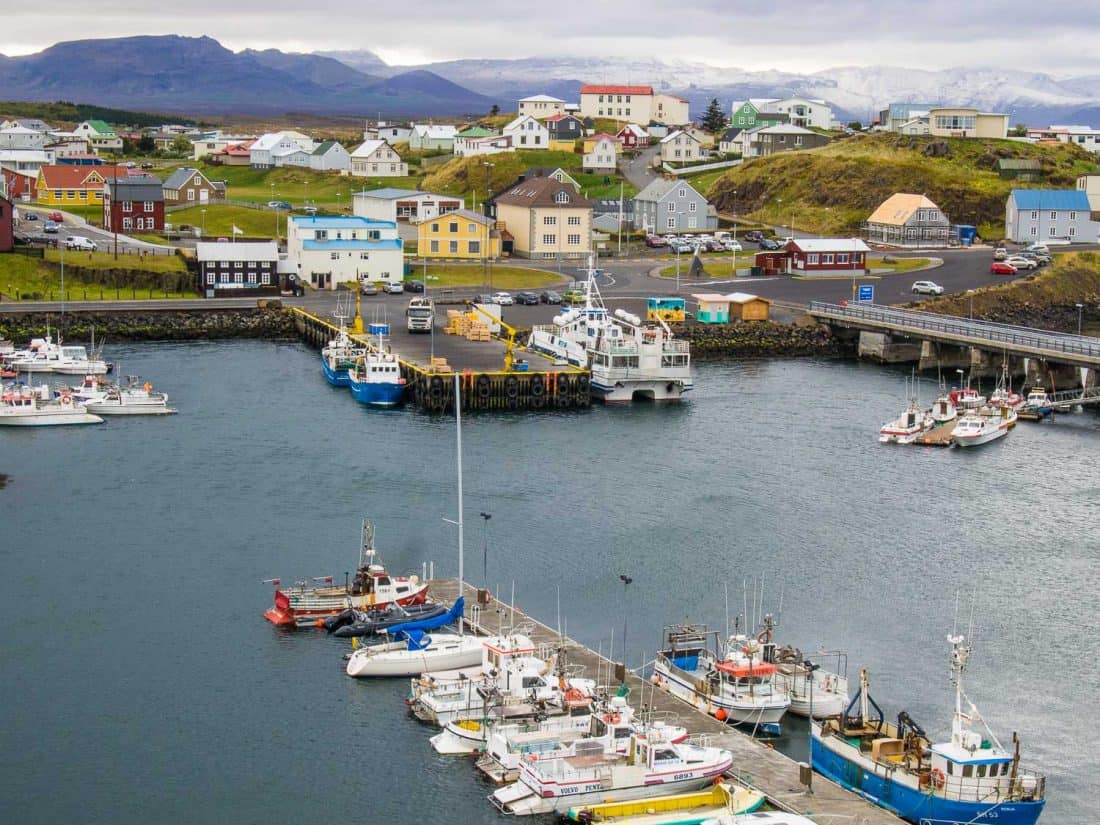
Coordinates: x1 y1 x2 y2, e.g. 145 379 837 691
661 339 691 354
930 770 1046 804
685 732 714 748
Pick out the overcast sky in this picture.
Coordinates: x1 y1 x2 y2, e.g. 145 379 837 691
2 0 1098 75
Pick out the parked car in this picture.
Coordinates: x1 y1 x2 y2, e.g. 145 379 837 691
722 240 743 252
474 293 495 304
360 281 378 296
64 235 97 251
43 221 59 234
21 212 38 221
703 239 725 252
514 291 540 305
645 235 667 248
540 290 563 305
992 247 1008 260
385 281 404 294
669 239 694 254
404 279 425 293
758 238 781 250
491 291 514 305
267 201 292 210
302 205 318 215
562 288 586 305
1018 250 1050 266
911 280 944 295
1024 243 1050 254
990 261 1018 275
743 230 764 242
1003 255 1038 270
47 211 63 222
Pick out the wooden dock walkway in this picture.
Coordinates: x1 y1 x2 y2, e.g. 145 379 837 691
429 578 904 825
912 423 956 447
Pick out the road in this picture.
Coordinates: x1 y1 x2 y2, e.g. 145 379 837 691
620 144 661 191
14 204 178 256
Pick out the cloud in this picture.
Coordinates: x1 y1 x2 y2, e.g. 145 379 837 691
2 0 1099 74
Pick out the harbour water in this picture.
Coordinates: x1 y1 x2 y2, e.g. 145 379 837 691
1 340 1096 825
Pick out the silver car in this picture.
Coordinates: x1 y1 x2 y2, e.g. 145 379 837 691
911 280 944 295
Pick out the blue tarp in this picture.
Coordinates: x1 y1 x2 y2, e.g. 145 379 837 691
388 596 464 639
400 629 432 650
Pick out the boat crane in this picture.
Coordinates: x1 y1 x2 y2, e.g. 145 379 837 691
469 303 526 372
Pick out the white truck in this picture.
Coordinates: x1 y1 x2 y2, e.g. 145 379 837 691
406 297 434 333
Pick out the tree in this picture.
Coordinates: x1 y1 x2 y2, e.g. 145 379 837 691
490 104 500 116
137 135 156 154
700 98 728 133
1011 122 1027 137
169 134 192 156
847 121 863 132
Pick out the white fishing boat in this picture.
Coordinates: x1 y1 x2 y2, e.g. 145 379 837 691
82 376 176 415
748 615 850 719
927 392 958 424
479 694 690 785
490 725 732 816
5 335 63 373
431 696 593 757
952 406 1015 448
528 256 693 403
51 344 109 376
988 364 1023 411
653 624 790 735
811 634 1046 825
0 384 103 426
879 401 933 444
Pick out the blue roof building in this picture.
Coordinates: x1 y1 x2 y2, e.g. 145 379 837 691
1005 189 1097 243
287 215 404 289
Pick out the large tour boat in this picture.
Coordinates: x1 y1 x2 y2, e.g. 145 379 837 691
528 257 693 403
811 634 1046 825
263 520 428 627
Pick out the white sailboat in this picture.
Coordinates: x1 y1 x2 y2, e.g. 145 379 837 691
345 373 484 678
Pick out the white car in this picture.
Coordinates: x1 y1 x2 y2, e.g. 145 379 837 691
1003 255 1038 270
491 291 514 305
722 240 743 252
64 235 98 251
385 281 404 294
911 280 944 295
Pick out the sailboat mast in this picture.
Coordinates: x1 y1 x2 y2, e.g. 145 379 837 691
454 373 464 635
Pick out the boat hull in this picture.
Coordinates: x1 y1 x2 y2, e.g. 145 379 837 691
348 379 405 407
345 634 485 678
953 427 1007 448
263 583 429 627
654 660 789 734
0 410 103 426
83 401 176 415
430 720 489 755
811 734 1044 825
591 376 693 404
320 355 350 387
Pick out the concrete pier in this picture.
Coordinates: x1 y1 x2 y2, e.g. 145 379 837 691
428 578 906 825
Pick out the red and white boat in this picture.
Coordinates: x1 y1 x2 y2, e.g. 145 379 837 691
264 520 428 627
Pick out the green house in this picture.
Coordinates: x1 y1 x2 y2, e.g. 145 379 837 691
730 100 790 130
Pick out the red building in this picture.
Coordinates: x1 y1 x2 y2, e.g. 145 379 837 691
1 167 36 200
616 124 650 149
0 190 14 252
755 238 872 275
103 175 164 233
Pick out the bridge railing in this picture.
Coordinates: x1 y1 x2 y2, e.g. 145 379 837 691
809 302 1100 360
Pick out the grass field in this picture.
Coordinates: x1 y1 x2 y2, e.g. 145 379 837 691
408 264 564 289
657 256 750 278
170 204 284 239
193 162 425 209
45 248 186 272
0 251 192 301
872 256 931 272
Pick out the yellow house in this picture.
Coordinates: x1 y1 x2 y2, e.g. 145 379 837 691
416 208 501 259
582 133 622 154
36 164 129 206
548 139 578 152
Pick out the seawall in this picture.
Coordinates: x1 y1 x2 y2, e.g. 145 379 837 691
0 306 296 343
675 318 855 359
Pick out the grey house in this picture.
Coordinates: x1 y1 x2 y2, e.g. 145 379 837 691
632 178 716 234
1005 189 1097 243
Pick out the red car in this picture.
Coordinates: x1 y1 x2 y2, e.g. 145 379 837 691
990 261 1017 275
48 211 63 222
645 235 668 248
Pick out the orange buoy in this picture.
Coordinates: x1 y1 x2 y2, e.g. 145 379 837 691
714 708 728 722
315 619 325 628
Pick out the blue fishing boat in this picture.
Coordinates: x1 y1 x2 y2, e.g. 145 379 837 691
811 634 1045 825
347 323 406 407
320 322 363 387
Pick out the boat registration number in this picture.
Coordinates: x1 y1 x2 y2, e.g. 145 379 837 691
672 773 693 781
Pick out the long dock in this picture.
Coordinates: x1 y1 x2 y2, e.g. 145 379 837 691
290 307 591 413
428 577 905 825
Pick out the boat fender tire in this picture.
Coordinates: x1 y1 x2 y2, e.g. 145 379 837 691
504 376 519 399
529 375 545 397
575 374 589 394
476 375 491 399
558 375 574 396
504 394 519 411
931 768 946 789
555 393 571 409
429 376 443 400
530 393 546 410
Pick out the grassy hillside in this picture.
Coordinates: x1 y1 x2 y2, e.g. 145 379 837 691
708 133 1099 239
0 100 199 129
422 150 636 201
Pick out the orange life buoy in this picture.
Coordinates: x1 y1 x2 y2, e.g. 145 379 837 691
604 712 622 725
931 768 946 789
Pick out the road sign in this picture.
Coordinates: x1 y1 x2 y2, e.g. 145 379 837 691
858 285 874 303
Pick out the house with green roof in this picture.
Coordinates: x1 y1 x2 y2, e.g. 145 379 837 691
308 139 351 172
74 120 123 154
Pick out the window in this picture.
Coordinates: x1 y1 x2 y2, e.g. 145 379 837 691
330 252 340 260
261 273 271 285
467 224 476 233
247 272 258 284
977 765 987 778
449 241 458 253
144 201 153 212
79 191 87 200
795 136 803 146
66 190 75 199
234 273 244 284
1049 226 1057 237
430 240 439 253
543 234 556 245
674 149 681 158
1069 226 1076 236
431 223 439 232
316 229 327 240
807 253 819 264
687 216 697 229
468 241 480 254
962 765 974 778
688 202 697 212
520 135 527 145
544 216 557 225
360 252 370 260
1069 212 1076 220
838 253 849 264
122 217 132 229
1029 227 1037 236
679 188 686 198
666 217 675 229
568 216 580 226
368 230 380 241
1050 211 1057 220
554 191 569 204
187 189 195 201
946 762 954 776
822 253 834 264
448 222 458 233
1030 211 1038 220
667 202 675 213
568 234 580 245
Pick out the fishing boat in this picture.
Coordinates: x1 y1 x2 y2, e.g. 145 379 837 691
563 780 765 824
811 634 1046 825
5 335 63 373
528 256 693 403
489 724 732 816
753 616 849 719
320 319 363 387
347 323 405 407
988 365 1023 411
879 401 934 444
927 392 958 424
949 385 986 414
1018 387 1054 421
0 384 103 426
478 694 690 785
653 624 790 735
263 520 429 627
83 376 176 416
433 694 594 757
951 407 1014 448
324 601 448 636
51 344 109 376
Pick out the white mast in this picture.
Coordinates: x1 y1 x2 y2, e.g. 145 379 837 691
454 373 464 636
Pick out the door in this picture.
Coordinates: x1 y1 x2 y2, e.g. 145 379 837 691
199 189 209 204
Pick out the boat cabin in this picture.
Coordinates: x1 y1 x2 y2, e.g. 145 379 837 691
929 736 1019 802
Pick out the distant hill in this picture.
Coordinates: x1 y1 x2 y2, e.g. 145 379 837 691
705 133 1099 238
0 99 199 128
0 36 498 117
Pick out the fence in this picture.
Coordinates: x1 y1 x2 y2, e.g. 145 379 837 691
663 158 743 176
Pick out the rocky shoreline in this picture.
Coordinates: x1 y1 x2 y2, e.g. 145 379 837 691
674 318 854 359
0 306 297 343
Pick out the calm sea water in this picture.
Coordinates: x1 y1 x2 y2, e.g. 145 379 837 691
1 341 1096 825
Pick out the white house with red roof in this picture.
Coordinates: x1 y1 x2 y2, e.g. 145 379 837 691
579 85 691 125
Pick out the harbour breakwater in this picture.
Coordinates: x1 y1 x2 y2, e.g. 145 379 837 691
674 318 854 359
0 305 296 343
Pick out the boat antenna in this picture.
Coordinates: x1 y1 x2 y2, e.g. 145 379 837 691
742 578 749 638
724 581 730 640
759 571 765 631
556 584 562 640
776 582 785 628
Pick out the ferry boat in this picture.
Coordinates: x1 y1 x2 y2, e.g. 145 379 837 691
0 384 103 426
563 780 765 823
653 624 790 735
490 723 731 815
811 634 1046 825
528 256 693 403
263 520 428 627
347 323 405 407
83 376 176 416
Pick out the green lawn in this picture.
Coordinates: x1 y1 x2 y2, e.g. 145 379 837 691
872 256 931 272
196 162 424 209
170 204 283 240
0 252 192 301
45 248 186 272
657 255 750 278
409 265 565 289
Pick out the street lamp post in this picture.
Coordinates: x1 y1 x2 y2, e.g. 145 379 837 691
479 512 492 585
482 161 494 287
675 244 681 292
1076 303 1084 336
731 189 737 277
200 208 206 238
619 574 632 672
